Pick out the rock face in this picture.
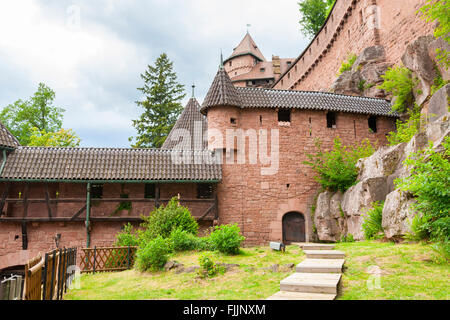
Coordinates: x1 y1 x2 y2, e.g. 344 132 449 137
314 191 345 242
331 46 389 98
428 84 450 122
428 37 450 82
341 178 389 240
382 189 416 240
401 35 437 106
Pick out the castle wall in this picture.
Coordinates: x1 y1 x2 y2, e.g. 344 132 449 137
0 181 214 269
273 0 434 91
208 106 395 245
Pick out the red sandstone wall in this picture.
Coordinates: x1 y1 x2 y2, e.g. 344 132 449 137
208 106 395 245
274 0 434 91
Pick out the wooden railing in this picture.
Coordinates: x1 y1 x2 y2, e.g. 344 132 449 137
80 246 138 273
22 248 77 300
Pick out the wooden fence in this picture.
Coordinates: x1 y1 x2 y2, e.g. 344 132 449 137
22 248 77 300
80 246 138 273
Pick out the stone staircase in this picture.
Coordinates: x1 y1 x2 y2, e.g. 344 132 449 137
268 243 345 300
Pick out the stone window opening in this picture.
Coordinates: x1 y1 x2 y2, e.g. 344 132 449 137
327 112 337 129
368 116 378 133
229 61 232 67
260 115 263 125
91 184 103 199
197 184 214 199
359 10 363 25
230 117 237 125
145 183 156 199
278 109 291 125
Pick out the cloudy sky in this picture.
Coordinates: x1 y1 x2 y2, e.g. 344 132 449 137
0 0 309 147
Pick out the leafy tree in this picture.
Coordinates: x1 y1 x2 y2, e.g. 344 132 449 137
28 128 81 147
0 83 65 145
130 53 185 148
298 0 336 38
303 137 376 192
418 0 450 69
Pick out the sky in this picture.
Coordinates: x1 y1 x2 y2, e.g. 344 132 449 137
0 0 310 147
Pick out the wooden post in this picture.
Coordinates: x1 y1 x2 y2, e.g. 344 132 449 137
45 183 52 219
155 184 160 209
22 183 29 218
86 183 91 248
0 182 11 215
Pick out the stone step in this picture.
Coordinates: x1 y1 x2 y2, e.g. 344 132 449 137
299 243 335 251
280 273 341 294
296 259 345 273
303 250 346 259
267 291 336 300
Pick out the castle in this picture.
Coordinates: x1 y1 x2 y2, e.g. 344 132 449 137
0 0 434 270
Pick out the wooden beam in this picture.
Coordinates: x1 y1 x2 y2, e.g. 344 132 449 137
4 197 215 203
45 183 52 219
155 184 160 209
70 204 87 221
0 215 214 223
22 183 29 219
198 202 216 221
0 182 11 215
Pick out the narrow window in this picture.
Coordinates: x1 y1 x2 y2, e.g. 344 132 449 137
295 65 297 72
348 30 350 38
288 72 290 79
260 67 265 72
281 80 284 86
197 184 213 199
260 115 263 125
229 61 232 67
230 118 237 125
317 37 320 45
278 109 291 122
327 112 337 128
91 184 103 199
359 10 363 24
368 116 377 133
145 184 156 198
287 61 292 65
325 26 327 34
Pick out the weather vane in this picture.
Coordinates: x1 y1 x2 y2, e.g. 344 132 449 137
247 24 251 32
192 83 195 98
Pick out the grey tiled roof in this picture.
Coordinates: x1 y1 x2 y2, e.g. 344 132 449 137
0 122 20 149
202 69 241 110
162 98 208 150
236 87 397 117
201 74 397 117
0 147 222 182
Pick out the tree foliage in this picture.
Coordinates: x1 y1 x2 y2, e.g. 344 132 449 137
378 66 416 114
0 83 66 145
303 137 376 192
419 0 450 69
28 127 81 147
387 106 422 146
130 53 185 148
298 0 336 38
395 137 450 243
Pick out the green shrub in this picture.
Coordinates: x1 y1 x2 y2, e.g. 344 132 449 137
362 201 385 240
209 224 245 255
396 137 450 243
405 213 431 241
139 197 198 244
303 137 375 192
115 223 139 247
430 68 449 96
197 253 224 278
378 66 415 113
337 53 357 75
194 236 216 251
387 107 422 145
135 236 171 272
340 234 354 243
430 242 450 264
169 228 198 252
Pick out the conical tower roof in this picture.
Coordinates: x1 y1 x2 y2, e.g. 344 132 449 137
224 32 266 63
162 97 207 150
201 68 242 114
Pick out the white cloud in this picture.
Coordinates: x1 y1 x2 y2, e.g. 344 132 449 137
0 0 309 147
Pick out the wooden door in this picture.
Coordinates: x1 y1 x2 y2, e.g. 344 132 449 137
282 212 305 243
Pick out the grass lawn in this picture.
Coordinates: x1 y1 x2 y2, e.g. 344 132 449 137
64 241 449 300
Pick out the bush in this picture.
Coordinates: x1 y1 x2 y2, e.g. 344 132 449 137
340 234 354 243
169 228 198 252
387 106 422 145
378 66 415 113
337 53 357 75
135 236 171 272
209 224 245 255
362 201 385 240
197 253 224 278
396 136 450 243
194 236 216 251
303 137 375 192
405 213 432 241
115 223 140 247
139 197 198 243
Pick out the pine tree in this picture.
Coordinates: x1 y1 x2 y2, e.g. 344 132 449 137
130 53 186 148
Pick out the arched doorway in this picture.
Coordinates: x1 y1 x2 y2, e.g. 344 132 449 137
282 212 305 243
